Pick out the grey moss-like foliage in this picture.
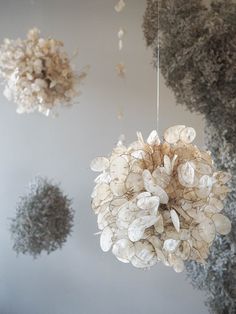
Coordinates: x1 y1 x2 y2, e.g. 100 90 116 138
185 119 236 314
10 177 74 258
143 0 236 127
143 1 236 313
143 0 159 47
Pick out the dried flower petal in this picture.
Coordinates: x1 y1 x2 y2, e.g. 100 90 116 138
90 157 110 172
163 239 180 253
197 218 216 243
137 195 160 211
170 209 180 232
178 162 195 187
112 239 135 263
211 214 231 235
131 240 156 268
147 130 160 145
180 127 196 144
128 215 158 242
143 170 169 204
164 125 185 144
100 227 113 252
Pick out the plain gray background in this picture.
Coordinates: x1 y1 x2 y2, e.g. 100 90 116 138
0 0 208 313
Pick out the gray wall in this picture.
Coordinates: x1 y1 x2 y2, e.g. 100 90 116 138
0 1 207 313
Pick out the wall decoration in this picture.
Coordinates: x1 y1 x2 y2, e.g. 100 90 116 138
90 126 231 272
10 177 74 258
143 0 236 312
0 28 88 116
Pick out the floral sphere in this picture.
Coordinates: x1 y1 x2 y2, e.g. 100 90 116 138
91 126 231 272
0 28 87 115
10 177 74 257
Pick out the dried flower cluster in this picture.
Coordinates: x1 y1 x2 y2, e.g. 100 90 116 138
10 177 74 257
0 28 87 115
143 0 236 130
143 0 236 312
91 126 231 272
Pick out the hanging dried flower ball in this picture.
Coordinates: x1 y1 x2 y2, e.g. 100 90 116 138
0 28 88 115
91 126 231 272
10 177 74 257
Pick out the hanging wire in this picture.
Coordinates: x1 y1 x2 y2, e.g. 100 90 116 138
156 0 160 131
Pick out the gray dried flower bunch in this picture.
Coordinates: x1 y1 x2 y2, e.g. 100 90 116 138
143 0 236 129
143 1 236 313
0 28 88 115
10 177 74 257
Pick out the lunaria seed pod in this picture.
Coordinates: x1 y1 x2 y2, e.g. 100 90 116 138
91 126 231 272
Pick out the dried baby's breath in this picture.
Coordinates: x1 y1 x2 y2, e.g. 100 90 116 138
10 177 74 257
91 126 231 272
0 28 88 115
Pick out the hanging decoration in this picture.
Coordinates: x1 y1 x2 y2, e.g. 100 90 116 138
114 0 126 13
115 1 126 77
10 177 74 258
0 28 88 116
143 0 236 121
116 63 126 78
143 0 236 312
91 126 231 272
114 1 127 120
118 27 125 51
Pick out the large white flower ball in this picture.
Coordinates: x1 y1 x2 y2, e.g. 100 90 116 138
91 126 231 272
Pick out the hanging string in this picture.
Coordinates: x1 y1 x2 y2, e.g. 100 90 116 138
156 0 160 131
157 44 160 131
115 1 126 121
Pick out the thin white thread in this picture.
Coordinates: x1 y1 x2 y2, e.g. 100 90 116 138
156 0 160 132
157 43 160 131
